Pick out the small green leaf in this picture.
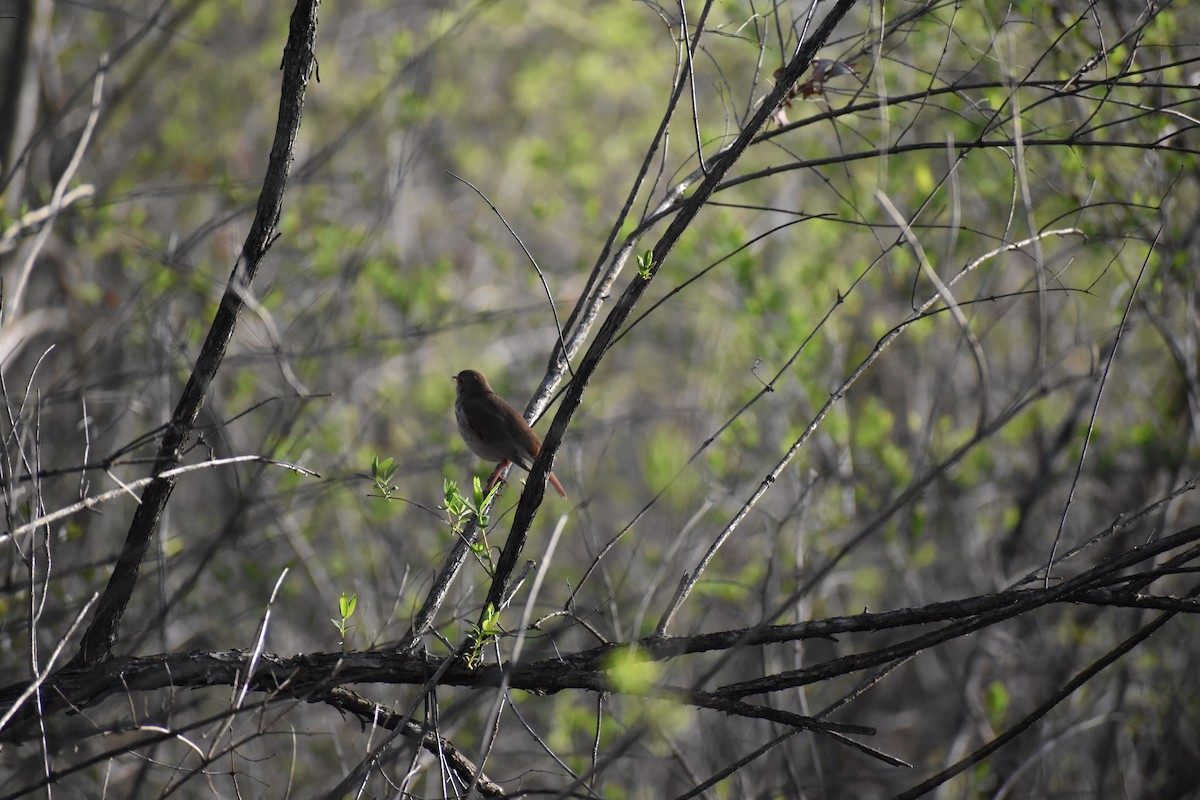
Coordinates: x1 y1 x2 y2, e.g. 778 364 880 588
636 249 654 279
985 680 1009 727
370 455 395 480
444 478 468 516
479 602 500 636
339 592 357 619
371 454 400 499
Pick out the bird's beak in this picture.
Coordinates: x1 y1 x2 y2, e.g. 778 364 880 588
451 375 458 383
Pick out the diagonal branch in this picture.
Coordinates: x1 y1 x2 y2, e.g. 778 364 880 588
70 0 321 667
483 0 862 619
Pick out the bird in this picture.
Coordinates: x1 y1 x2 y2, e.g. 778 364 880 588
453 369 568 499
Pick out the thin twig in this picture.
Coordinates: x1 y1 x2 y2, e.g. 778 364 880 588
1 455 318 545
1044 227 1155 585
447 171 573 380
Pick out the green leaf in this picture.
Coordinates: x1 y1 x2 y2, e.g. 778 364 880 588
339 592 357 619
985 680 1009 727
479 603 500 637
636 249 654 279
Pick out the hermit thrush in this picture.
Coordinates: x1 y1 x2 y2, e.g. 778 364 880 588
453 369 568 499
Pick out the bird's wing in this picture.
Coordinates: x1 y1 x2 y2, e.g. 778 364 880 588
461 395 531 467
501 409 542 470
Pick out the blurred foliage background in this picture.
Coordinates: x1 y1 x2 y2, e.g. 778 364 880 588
2 0 1199 796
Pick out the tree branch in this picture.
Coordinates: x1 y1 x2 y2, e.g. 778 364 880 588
70 0 321 667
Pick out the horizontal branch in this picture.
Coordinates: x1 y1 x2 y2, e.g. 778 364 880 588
3 582 1195 741
0 646 863 740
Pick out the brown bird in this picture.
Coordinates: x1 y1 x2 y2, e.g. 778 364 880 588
453 369 568 499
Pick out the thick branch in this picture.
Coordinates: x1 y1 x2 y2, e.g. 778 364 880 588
483 0 861 617
6 577 1194 740
71 0 320 666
